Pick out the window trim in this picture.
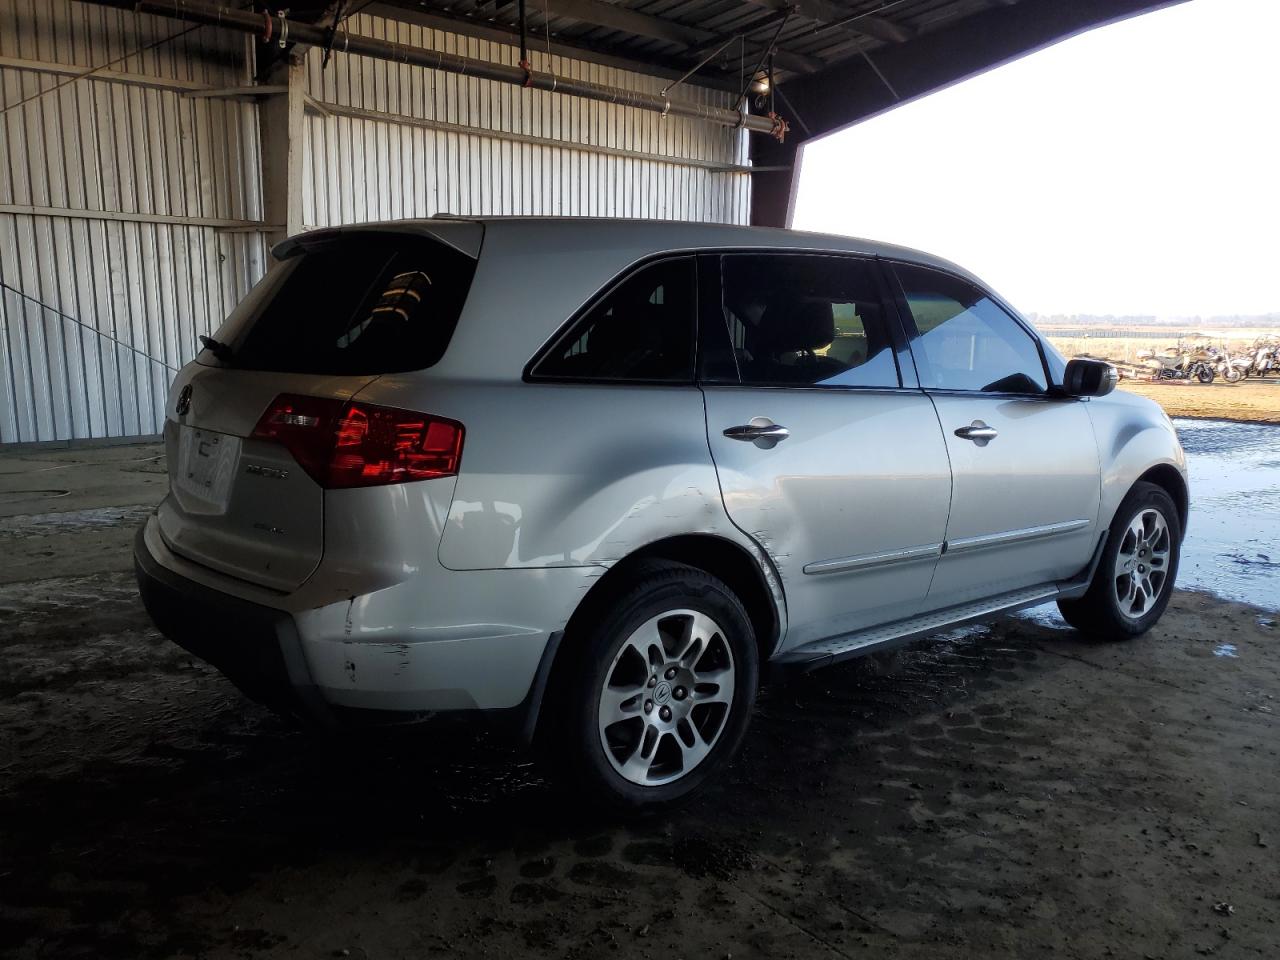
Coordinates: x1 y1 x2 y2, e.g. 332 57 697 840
884 258 1059 399
522 253 700 386
696 250 915 392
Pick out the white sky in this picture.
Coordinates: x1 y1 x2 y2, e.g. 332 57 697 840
792 0 1280 318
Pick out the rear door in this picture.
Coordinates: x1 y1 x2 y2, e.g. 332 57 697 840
699 253 953 649
157 229 478 591
888 262 1101 608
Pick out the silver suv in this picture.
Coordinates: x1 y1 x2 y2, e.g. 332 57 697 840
135 217 1188 807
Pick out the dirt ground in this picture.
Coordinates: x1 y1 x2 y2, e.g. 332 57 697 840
2 445 1278 960
1118 380 1280 425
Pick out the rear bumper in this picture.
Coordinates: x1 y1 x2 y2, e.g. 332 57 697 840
134 527 335 725
134 520 580 739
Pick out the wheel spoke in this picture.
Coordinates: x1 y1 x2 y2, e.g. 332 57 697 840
598 684 644 726
674 723 711 772
691 666 733 705
675 612 718 664
617 725 660 782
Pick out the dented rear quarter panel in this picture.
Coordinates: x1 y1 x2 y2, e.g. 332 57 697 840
432 381 745 571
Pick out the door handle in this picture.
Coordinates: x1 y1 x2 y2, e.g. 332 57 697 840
724 419 790 447
955 421 998 446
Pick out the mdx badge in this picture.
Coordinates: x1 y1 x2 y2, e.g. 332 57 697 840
175 384 192 416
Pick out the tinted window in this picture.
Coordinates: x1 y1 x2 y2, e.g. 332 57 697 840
895 264 1047 394
701 254 899 388
212 235 476 375
531 257 696 382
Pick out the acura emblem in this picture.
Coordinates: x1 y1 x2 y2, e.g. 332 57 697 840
176 384 192 416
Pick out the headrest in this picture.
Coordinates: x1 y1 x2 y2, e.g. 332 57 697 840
758 299 835 354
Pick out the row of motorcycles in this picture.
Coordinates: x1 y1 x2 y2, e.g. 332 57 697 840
1138 338 1280 384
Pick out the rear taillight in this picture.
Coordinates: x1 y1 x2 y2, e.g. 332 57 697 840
251 394 464 489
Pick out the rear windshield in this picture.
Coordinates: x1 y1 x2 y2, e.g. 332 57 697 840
207 235 476 374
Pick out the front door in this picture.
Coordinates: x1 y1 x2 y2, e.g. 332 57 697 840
889 262 1101 609
699 253 953 649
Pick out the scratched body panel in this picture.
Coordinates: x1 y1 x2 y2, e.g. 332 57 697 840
702 386 953 650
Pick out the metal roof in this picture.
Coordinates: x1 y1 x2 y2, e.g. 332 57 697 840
364 0 1007 89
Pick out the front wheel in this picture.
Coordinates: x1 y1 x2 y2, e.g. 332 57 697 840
1058 482 1181 639
1223 366 1244 383
1197 365 1215 383
555 562 758 809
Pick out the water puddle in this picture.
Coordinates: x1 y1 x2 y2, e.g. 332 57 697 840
1174 418 1280 610
0 504 155 539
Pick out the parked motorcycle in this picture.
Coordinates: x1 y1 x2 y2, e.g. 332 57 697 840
1139 347 1216 383
1207 347 1249 383
1246 339 1280 379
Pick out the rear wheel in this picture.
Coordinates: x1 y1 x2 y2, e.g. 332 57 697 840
553 562 758 809
1057 482 1181 639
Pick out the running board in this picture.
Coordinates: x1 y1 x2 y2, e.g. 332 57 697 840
773 584 1062 672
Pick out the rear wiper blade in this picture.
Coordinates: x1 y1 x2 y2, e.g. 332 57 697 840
198 334 235 363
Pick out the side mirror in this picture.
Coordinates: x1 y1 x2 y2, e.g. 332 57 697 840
1061 357 1118 397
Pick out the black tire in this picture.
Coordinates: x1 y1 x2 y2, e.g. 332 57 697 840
1057 482 1181 640
1197 366 1214 384
552 561 758 810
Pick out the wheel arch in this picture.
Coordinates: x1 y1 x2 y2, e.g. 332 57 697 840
527 533 783 745
1135 463 1189 536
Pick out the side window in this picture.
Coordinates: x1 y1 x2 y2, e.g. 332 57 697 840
895 263 1048 394
530 257 696 382
701 254 900 388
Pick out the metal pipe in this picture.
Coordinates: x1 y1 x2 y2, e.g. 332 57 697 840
82 0 786 137
518 0 529 67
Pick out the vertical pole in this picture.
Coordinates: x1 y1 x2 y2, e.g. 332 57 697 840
257 52 305 253
518 0 529 66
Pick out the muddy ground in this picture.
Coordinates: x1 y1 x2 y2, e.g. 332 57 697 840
1 445 1278 960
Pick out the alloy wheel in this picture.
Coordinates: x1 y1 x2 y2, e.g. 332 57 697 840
597 609 736 787
1113 507 1172 620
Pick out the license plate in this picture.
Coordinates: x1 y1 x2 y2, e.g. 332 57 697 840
175 426 241 508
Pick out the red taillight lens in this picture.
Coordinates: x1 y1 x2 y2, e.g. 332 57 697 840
328 402 464 487
251 394 464 489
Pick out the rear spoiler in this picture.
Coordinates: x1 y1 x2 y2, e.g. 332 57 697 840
272 221 484 261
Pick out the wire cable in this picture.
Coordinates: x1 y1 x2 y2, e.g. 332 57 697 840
0 279 179 373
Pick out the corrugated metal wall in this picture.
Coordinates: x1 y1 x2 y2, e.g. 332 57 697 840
0 1 751 444
0 0 267 443
302 12 752 227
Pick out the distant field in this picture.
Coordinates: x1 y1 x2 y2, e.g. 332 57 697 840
1046 330 1275 365
1042 326 1280 423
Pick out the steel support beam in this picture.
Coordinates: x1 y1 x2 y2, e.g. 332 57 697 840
304 98 769 174
257 55 306 251
0 203 277 232
80 0 787 137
